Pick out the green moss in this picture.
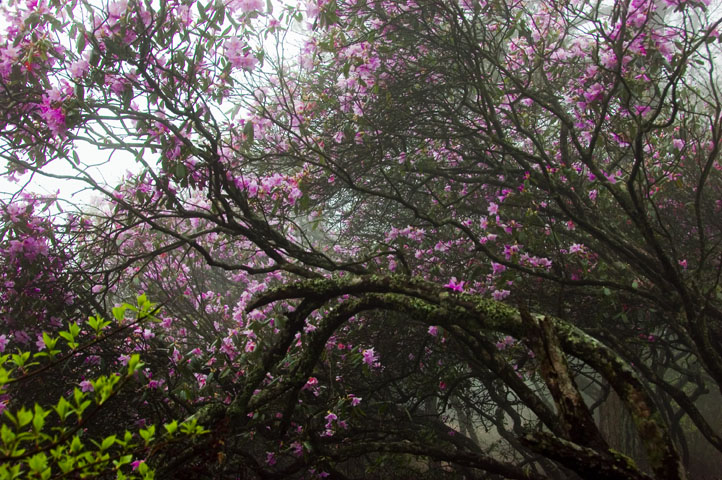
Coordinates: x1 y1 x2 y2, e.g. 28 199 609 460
474 298 520 329
608 448 639 471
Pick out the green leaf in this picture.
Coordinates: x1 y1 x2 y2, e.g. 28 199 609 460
58 454 75 473
42 332 58 351
1 424 15 445
113 454 133 468
27 452 48 473
87 315 111 334
139 425 155 445
17 407 32 428
197 1 208 22
163 420 178 435
122 85 133 110
70 435 83 454
68 323 80 337
174 163 187 182
10 351 30 368
89 47 101 67
127 354 142 374
54 397 71 420
212 1 225 26
73 387 84 406
58 331 74 343
32 404 48 432
76 29 86 54
243 121 254 144
137 294 149 309
76 399 91 416
100 435 116 451
113 305 127 323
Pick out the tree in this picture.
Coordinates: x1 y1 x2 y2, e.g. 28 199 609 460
2 0 722 478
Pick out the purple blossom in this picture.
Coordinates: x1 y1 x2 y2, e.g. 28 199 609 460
491 262 506 275
492 289 510 301
224 37 258 72
444 277 465 292
69 59 89 79
495 336 515 350
361 347 379 367
235 0 264 13
569 243 584 254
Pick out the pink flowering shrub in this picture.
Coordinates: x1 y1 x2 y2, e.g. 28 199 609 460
1 0 722 478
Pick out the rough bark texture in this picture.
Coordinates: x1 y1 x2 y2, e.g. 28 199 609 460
521 309 609 451
520 432 655 480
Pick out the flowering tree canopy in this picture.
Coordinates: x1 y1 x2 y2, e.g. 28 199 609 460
2 0 722 478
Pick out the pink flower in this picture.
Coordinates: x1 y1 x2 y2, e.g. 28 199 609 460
236 53 258 72
80 380 94 392
290 442 303 456
305 0 322 19
634 105 651 117
428 325 438 336
492 289 510 301
224 38 257 72
444 277 465 292
237 0 264 12
361 348 379 367
69 59 89 79
491 262 506 275
107 0 128 22
495 336 515 350
0 335 7 353
220 337 237 359
569 243 584 254
37 103 66 137
583 83 604 103
349 394 362 406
